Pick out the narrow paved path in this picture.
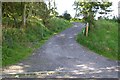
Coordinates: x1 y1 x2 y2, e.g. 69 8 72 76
3 23 119 78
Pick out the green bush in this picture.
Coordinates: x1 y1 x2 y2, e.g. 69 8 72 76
46 17 72 32
2 17 72 66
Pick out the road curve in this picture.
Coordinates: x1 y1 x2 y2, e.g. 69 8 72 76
3 22 119 78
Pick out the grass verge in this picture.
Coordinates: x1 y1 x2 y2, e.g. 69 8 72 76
76 19 118 60
2 17 72 66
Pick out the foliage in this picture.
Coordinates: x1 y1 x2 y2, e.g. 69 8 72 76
108 17 120 23
2 2 51 28
46 17 72 32
48 0 58 17
70 18 83 22
2 17 72 66
76 19 118 60
32 2 50 25
63 12 72 21
2 2 72 66
73 1 112 31
2 2 23 28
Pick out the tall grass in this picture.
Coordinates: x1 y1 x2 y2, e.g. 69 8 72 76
2 17 72 66
77 19 118 60
46 17 72 32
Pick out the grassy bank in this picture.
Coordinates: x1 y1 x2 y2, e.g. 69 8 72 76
77 19 118 60
2 17 72 66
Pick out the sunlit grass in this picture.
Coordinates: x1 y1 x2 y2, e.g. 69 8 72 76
77 19 118 60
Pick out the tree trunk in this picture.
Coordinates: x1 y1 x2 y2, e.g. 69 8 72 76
22 3 26 27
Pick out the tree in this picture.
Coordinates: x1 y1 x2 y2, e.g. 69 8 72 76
63 11 71 21
38 2 50 25
48 0 58 17
73 1 112 36
22 2 27 27
2 2 51 27
73 1 81 18
73 1 112 31
2 2 23 28
2 2 31 28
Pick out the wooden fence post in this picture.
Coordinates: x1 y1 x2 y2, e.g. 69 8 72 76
86 23 89 36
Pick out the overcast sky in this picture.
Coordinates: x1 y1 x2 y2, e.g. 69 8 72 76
46 0 120 19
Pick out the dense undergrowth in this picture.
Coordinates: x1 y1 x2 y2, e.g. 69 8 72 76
2 17 72 66
77 19 118 60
